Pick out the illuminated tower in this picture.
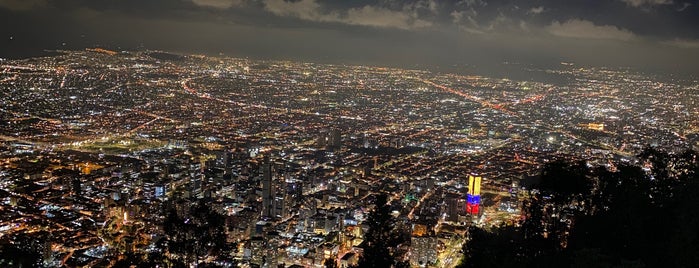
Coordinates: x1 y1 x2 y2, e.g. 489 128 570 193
466 175 482 215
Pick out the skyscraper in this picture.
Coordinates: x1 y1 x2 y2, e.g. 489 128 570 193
261 156 273 218
466 175 482 215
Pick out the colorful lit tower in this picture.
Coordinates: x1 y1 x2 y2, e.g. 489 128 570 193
466 175 482 215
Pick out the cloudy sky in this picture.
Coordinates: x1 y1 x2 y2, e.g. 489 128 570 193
1 0 698 73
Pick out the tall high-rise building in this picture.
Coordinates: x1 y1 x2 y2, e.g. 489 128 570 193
261 156 273 218
249 236 265 266
467 175 482 215
329 128 342 150
317 128 342 151
410 236 438 267
444 192 465 222
223 149 232 175
71 177 81 196
410 224 437 267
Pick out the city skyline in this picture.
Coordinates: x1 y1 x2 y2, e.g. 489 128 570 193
1 1 698 267
0 49 697 267
2 0 699 74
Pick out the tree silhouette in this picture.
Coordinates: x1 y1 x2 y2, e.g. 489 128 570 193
569 149 699 267
458 148 699 268
458 226 527 268
324 258 337 268
354 194 407 268
162 199 228 266
539 160 591 205
0 242 40 268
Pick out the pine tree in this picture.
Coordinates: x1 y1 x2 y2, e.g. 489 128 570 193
355 194 406 267
162 199 227 266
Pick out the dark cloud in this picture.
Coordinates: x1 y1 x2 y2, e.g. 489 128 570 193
546 19 635 41
0 0 697 73
190 0 245 9
0 0 48 11
620 0 672 8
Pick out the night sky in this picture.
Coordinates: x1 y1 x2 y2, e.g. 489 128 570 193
1 0 698 73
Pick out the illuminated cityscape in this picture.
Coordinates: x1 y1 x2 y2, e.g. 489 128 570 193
0 49 697 267
1 0 699 267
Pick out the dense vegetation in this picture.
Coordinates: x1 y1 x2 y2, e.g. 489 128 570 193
458 148 699 268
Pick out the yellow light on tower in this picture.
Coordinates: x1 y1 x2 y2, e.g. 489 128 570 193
474 176 481 196
468 175 475 195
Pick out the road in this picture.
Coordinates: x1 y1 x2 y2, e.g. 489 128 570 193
439 236 464 268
